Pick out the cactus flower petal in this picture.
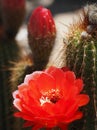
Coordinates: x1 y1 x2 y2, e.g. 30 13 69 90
13 66 89 129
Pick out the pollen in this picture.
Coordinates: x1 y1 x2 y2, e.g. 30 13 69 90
40 96 51 106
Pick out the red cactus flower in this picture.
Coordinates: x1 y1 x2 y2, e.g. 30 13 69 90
28 6 56 38
13 66 89 130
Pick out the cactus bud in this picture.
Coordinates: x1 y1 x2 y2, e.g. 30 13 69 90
28 6 56 70
28 6 56 38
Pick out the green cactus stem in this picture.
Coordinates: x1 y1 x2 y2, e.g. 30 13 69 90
66 4 97 130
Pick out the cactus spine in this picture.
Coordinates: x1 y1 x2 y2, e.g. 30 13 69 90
10 58 34 91
66 4 97 130
0 0 25 129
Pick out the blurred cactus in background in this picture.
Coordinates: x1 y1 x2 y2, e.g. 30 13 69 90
1 0 25 39
0 0 26 130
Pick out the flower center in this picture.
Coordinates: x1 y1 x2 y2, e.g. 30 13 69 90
40 89 61 105
50 95 60 103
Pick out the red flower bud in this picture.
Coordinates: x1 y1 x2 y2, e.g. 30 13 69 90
28 6 56 38
28 6 56 69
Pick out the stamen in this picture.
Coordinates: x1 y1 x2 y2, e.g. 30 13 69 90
50 96 60 103
40 96 50 106
40 89 61 105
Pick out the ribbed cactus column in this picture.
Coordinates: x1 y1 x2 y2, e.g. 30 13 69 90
66 4 97 130
0 0 26 129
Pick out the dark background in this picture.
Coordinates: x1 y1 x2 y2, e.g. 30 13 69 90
48 0 97 15
27 0 97 20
